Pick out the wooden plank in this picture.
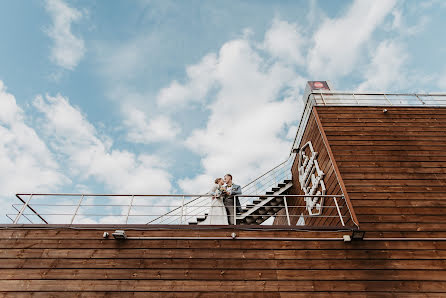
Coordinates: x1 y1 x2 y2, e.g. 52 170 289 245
1 268 446 281
353 207 446 215
0 292 442 298
358 215 446 223
0 229 348 240
350 199 446 207
345 186 446 193
330 141 446 147
0 280 445 292
1 239 446 250
337 161 446 168
343 179 446 186
349 193 446 199
0 293 278 298
1 248 444 260
337 156 446 162
317 107 446 113
358 223 446 231
342 173 446 179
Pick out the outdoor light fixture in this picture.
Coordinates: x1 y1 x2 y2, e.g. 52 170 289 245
103 232 109 239
343 235 351 242
351 230 365 241
112 230 127 240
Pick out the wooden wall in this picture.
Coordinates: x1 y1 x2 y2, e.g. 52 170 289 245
317 106 446 238
1 226 446 296
274 110 354 228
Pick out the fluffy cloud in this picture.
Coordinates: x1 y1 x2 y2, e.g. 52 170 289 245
157 53 218 107
307 0 396 78
0 81 68 223
357 40 408 91
171 37 305 193
44 0 85 70
262 19 305 66
33 94 173 194
123 106 181 143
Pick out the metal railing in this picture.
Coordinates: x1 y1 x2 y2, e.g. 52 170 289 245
9 193 355 229
148 155 294 225
291 91 446 152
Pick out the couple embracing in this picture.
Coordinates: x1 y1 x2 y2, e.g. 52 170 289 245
200 174 242 225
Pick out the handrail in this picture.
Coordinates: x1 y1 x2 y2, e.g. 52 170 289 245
148 155 294 224
289 91 446 154
10 193 356 229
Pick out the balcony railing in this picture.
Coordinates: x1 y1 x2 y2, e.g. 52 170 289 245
8 193 355 230
291 91 446 154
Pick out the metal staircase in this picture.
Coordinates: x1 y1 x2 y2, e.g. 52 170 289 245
191 178 292 225
148 155 294 225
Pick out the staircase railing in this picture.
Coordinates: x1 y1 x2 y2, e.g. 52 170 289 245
148 155 294 225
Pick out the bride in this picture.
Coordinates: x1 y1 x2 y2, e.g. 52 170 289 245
199 178 228 225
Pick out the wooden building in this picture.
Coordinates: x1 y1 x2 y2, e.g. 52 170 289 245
1 82 445 296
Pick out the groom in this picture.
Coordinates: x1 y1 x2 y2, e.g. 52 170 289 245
223 174 242 224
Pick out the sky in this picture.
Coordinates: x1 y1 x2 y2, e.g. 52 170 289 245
1 0 446 223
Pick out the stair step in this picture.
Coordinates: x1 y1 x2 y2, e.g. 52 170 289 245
271 187 280 192
188 221 197 225
245 217 255 224
265 191 274 195
278 183 286 187
256 218 264 224
253 199 261 204
283 179 292 184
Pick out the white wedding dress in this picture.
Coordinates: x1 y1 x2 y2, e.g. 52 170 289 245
199 184 229 225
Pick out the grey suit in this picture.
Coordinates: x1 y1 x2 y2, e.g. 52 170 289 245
223 183 242 225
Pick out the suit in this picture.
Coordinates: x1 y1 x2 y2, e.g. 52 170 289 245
223 183 242 224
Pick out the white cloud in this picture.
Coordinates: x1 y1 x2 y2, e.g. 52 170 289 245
171 36 305 193
307 0 397 78
157 53 218 107
45 0 85 70
262 19 305 66
123 106 181 143
390 9 428 36
357 40 408 91
33 94 173 194
0 81 69 223
437 70 446 90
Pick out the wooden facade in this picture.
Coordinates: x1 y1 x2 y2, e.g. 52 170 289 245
317 106 446 238
0 106 445 296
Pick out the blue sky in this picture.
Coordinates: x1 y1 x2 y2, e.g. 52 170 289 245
1 0 446 223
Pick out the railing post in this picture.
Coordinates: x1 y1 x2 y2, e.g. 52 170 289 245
415 94 425 105
283 196 291 226
180 195 185 224
333 197 345 227
383 94 392 105
14 194 33 224
70 194 85 224
352 93 359 105
125 195 134 224
233 196 237 225
320 92 326 105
